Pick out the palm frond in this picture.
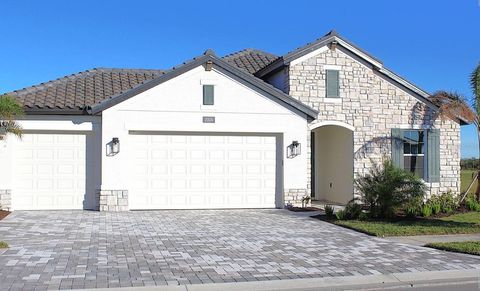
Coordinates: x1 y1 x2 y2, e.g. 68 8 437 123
0 95 24 120
471 64 480 115
0 95 24 140
429 90 477 124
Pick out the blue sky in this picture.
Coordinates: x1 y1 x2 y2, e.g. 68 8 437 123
1 0 479 157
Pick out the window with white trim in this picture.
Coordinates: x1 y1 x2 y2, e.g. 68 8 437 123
403 130 425 179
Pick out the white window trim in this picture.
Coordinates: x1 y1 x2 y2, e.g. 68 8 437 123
402 129 428 180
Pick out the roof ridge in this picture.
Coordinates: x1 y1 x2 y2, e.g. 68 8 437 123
94 67 165 73
223 48 277 59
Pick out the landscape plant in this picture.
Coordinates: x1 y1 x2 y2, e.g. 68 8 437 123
355 159 426 218
429 63 480 201
324 204 334 217
421 203 433 217
0 95 23 140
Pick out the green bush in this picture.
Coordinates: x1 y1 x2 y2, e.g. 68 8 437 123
335 200 363 220
405 203 419 218
358 212 369 221
336 209 347 220
344 200 362 220
355 159 426 218
421 204 433 217
430 199 441 215
438 191 458 214
466 197 480 211
324 204 335 217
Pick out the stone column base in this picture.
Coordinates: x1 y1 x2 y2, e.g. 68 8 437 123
97 190 129 211
284 188 308 207
0 189 11 211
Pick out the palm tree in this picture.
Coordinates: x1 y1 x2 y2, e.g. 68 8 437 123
0 95 23 140
470 64 480 200
430 63 480 201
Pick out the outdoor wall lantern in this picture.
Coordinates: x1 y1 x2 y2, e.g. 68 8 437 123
287 140 301 158
106 137 120 156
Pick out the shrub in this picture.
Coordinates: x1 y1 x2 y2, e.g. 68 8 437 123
466 197 480 211
324 204 335 217
430 197 441 215
438 191 458 214
358 212 369 221
405 202 419 218
335 200 363 220
344 200 362 220
336 209 347 220
355 159 426 218
421 204 433 217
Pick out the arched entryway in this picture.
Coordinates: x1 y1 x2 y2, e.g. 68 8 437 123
310 122 354 205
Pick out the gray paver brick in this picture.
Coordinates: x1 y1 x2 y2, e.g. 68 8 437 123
0 209 479 290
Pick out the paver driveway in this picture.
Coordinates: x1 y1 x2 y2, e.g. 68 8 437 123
0 210 479 290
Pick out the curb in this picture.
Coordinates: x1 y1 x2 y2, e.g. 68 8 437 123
76 269 480 291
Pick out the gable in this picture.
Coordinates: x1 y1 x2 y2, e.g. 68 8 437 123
91 54 318 119
257 31 441 113
109 65 308 118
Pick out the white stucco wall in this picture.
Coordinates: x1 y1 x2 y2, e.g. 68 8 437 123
100 65 309 206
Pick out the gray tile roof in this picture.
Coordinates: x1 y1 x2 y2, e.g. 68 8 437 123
3 68 165 113
3 49 278 113
223 49 278 74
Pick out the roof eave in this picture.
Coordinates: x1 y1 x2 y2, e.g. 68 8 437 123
24 108 87 115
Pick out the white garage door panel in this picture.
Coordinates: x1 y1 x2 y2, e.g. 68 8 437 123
12 133 87 210
129 134 277 209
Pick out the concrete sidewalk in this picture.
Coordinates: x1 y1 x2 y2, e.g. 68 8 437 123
77 269 480 291
387 234 480 246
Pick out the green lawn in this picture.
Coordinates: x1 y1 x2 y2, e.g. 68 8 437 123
461 169 478 195
0 241 8 248
331 212 480 237
425 241 480 256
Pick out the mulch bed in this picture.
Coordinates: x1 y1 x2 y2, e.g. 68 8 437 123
0 211 10 220
287 207 322 212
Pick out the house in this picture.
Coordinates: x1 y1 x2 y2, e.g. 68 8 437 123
0 31 466 211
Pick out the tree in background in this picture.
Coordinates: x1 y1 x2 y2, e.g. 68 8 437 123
0 95 23 140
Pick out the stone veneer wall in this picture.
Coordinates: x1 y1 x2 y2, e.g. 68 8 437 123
287 47 461 199
0 189 11 211
97 190 129 211
284 188 308 207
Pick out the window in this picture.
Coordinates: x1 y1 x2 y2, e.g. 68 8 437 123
403 130 425 178
203 85 214 105
326 69 340 98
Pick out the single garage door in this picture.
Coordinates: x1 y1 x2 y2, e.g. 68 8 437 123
129 133 278 209
12 133 87 210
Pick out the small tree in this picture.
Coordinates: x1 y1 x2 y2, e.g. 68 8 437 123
429 64 480 201
355 159 426 218
0 95 23 140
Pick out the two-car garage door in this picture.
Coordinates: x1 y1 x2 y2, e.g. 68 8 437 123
129 133 279 209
